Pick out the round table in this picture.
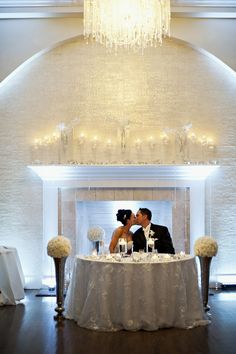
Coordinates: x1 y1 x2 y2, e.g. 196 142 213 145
65 254 209 331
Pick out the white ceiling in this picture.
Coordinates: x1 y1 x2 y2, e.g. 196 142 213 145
0 0 236 19
0 0 236 7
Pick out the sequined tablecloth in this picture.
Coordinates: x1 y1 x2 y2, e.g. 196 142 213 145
65 254 208 331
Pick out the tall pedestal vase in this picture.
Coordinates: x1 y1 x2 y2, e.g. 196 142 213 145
94 241 100 254
198 256 212 311
53 257 67 321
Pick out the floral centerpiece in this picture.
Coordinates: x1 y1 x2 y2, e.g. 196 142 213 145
87 226 105 242
194 235 218 311
194 236 218 257
47 235 72 321
47 235 72 258
87 226 105 254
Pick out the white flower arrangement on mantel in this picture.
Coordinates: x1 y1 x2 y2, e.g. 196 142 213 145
87 226 105 242
47 235 72 258
194 236 218 258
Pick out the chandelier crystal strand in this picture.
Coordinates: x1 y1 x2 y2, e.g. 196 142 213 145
83 0 171 52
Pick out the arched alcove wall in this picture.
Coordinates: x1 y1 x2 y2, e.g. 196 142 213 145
0 36 236 287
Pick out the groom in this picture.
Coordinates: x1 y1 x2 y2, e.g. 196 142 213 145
133 208 175 254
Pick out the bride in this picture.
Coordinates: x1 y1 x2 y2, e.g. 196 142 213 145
109 209 136 254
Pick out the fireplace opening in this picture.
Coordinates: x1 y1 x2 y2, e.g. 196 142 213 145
76 200 172 254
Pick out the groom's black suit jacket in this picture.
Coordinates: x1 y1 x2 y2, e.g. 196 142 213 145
133 223 175 254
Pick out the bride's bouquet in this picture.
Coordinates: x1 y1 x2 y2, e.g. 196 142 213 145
87 226 105 242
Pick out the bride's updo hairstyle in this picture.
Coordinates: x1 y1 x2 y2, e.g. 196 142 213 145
116 209 132 226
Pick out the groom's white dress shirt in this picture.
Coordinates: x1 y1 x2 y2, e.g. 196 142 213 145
142 223 151 239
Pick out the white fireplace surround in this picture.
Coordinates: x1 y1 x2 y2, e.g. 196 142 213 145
29 164 218 184
29 164 219 283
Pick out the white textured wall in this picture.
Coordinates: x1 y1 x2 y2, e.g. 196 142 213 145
0 35 236 287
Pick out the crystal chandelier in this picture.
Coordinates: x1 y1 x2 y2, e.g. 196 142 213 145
83 0 171 51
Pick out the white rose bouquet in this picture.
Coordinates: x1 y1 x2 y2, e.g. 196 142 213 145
87 226 105 242
194 236 218 257
47 235 72 258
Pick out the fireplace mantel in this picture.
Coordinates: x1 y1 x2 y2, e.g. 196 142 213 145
28 164 219 183
36 164 219 280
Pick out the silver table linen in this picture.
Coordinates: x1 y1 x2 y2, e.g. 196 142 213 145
65 255 209 331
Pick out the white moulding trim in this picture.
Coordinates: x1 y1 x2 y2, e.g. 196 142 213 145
28 164 220 182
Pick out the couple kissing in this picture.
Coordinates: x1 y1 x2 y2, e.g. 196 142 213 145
109 207 175 255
